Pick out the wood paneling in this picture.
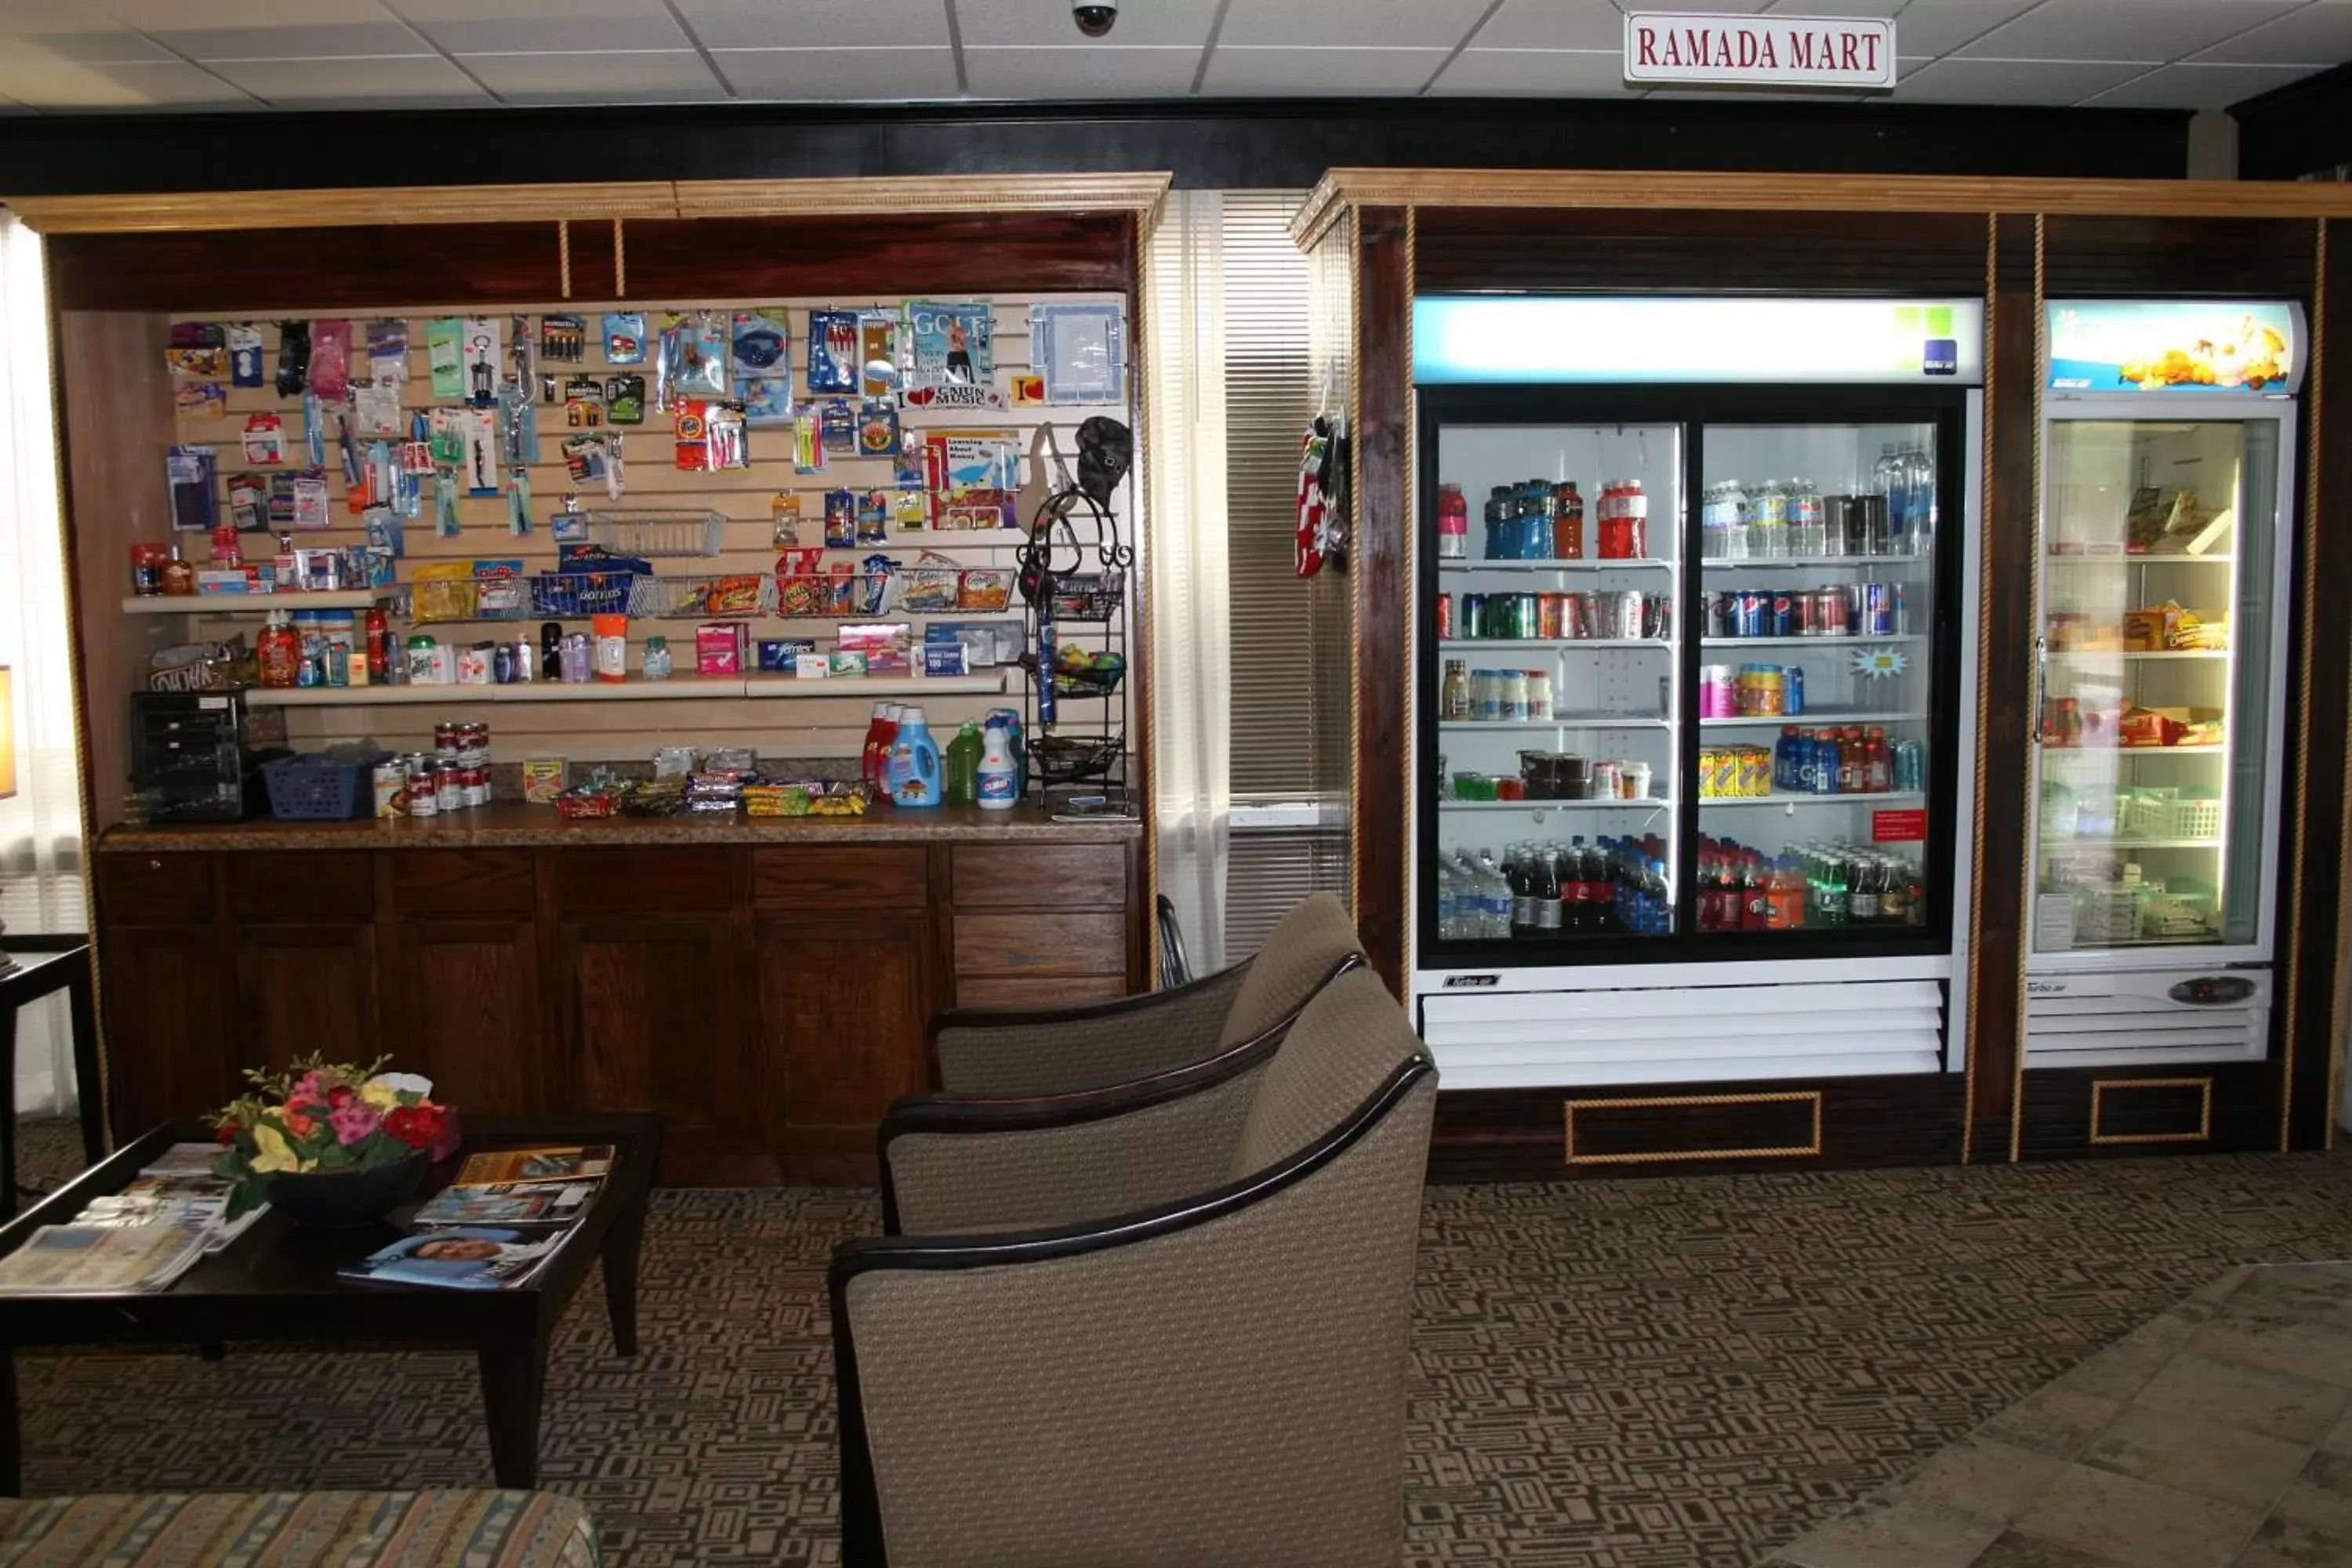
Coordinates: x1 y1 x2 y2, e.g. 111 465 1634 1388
954 975 1130 1011
761 910 932 1174
550 848 733 914
753 846 926 910
97 922 231 1137
223 852 372 920
1352 206 1412 993
2042 215 2316 299
387 848 536 915
617 214 1134 300
951 843 1124 909
96 851 215 925
2019 1063 2276 1159
1414 209 1988 296
57 310 174 836
952 912 1127 978
49 225 570 313
226 923 376 1078
379 916 552 1114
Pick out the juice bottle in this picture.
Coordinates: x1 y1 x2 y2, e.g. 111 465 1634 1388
1552 481 1584 559
1865 727 1891 793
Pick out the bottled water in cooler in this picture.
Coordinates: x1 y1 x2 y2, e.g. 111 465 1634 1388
1874 444 1936 557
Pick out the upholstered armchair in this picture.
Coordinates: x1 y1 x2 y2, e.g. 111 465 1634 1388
831 965 1437 1568
924 891 1367 1096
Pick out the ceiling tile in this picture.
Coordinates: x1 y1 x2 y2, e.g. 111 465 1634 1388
1220 0 1494 50
1958 0 2303 64
0 57 252 107
387 0 687 54
148 24 432 60
2079 58 2318 104
0 30 170 64
1475 0 1635 50
711 45 958 99
964 45 1201 96
2194 1 2352 64
1881 0 2045 57
201 53 488 103
1428 47 1632 96
670 0 949 50
958 0 1221 47
1200 43 1453 93
101 0 395 24
1892 55 2157 101
459 49 725 101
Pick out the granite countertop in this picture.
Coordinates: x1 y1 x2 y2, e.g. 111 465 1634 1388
100 800 1142 851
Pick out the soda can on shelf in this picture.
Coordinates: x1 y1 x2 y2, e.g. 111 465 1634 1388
1894 739 1927 793
1770 591 1795 637
1786 666 1806 715
1705 592 1730 639
1510 593 1542 640
1436 592 1454 641
1566 592 1595 640
1861 582 1894 636
1733 590 1762 638
1537 592 1566 641
1461 593 1486 640
1644 593 1673 640
1816 587 1851 637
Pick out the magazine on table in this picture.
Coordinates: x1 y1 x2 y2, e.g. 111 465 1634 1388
100 1146 268 1250
453 1145 613 1187
412 1181 593 1230
0 1221 210 1295
339 1227 564 1291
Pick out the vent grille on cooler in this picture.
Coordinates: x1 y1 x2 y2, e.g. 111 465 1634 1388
1417 978 1944 1089
2024 991 2267 1068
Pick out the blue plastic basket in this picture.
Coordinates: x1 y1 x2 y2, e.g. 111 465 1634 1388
262 753 372 821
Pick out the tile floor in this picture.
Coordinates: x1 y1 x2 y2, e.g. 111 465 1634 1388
1770 1263 2352 1568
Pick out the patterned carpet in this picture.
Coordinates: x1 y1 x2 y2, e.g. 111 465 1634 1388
13 1121 2352 1566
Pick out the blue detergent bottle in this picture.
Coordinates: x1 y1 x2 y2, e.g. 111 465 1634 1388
885 705 943 808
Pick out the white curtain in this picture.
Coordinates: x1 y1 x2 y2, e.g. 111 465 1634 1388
1145 191 1232 976
0 211 85 1117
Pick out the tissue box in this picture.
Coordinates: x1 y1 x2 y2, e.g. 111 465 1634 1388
759 637 817 672
696 621 748 676
838 622 913 674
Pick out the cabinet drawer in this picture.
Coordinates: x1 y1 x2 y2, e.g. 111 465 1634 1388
391 849 536 914
753 846 926 910
954 912 1127 978
957 975 1131 1011
953 842 1126 910
223 852 374 920
551 848 733 913
97 851 216 925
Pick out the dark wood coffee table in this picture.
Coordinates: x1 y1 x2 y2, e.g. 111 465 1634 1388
0 1111 662 1494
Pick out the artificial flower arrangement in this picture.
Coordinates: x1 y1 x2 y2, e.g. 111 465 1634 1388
213 1054 457 1220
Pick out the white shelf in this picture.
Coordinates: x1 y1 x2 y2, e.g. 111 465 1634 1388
2040 743 2227 756
245 671 1007 707
2046 554 2232 565
1700 634 1925 649
1439 557 1673 572
1698 555 1927 568
1441 797 1672 811
2047 649 2228 662
1440 638 1669 652
2042 836 2220 851
1440 716 1670 731
123 591 381 615
1701 711 1925 728
1700 790 1926 809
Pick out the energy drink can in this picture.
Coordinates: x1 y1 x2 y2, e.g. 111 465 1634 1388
1437 592 1454 641
1861 582 1893 636
1461 593 1486 640
1785 666 1805 715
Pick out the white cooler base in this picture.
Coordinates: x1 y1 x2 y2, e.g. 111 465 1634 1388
2024 967 2270 1069
1417 978 1945 1089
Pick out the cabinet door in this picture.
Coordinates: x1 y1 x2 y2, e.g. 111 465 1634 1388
760 910 935 1180
379 916 552 1113
228 923 378 1077
98 923 234 1139
558 916 766 1182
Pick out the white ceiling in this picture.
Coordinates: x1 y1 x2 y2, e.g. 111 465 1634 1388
0 0 2342 112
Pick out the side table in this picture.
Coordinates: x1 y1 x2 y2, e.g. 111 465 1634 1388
0 939 104 1220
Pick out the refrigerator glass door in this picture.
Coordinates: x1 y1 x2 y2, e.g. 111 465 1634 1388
1431 422 1683 946
1693 421 1942 938
2031 416 2282 959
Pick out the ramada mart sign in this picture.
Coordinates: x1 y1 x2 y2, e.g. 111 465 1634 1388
1624 11 1896 90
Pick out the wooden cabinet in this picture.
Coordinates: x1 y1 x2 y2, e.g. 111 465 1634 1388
226 922 377 1076
379 916 550 1113
96 922 234 1137
759 910 935 1183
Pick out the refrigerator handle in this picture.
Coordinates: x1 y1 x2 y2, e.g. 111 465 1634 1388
2029 632 2048 746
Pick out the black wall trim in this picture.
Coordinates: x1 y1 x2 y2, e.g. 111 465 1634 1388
2234 61 2352 182
0 98 2191 197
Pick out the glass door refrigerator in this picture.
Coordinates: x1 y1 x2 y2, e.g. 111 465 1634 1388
2024 301 2304 1069
1410 296 1984 1091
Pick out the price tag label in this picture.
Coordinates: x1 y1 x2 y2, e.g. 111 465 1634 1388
1872 808 1926 843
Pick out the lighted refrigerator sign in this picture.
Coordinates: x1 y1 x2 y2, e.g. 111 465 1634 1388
1413 296 1984 386
2045 300 2306 394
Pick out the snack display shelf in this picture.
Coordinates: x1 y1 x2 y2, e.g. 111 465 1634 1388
245 671 1008 706
1439 638 1670 652
1440 797 1674 812
124 592 381 615
1698 790 1927 809
2046 649 2229 662
1700 635 1927 649
1440 716 1671 731
1700 710 1926 728
1439 557 1674 573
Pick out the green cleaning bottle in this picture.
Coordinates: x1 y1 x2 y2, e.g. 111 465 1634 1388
946 720 983 807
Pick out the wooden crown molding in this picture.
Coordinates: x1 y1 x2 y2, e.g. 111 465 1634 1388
7 172 1172 235
1291 168 2352 248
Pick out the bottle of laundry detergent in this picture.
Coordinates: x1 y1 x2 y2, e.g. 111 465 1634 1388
885 706 943 808
977 721 1020 811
